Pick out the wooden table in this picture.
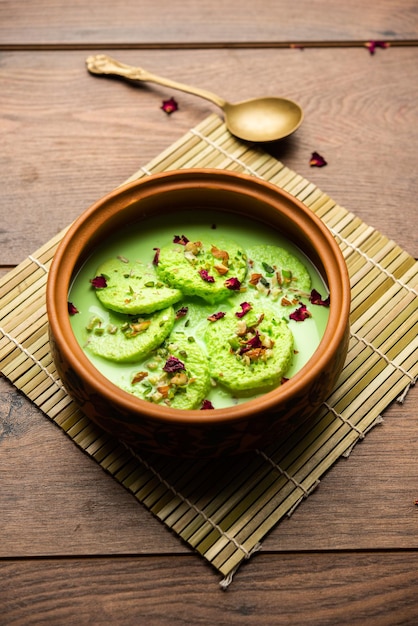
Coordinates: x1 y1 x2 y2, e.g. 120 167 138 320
1 2 417 623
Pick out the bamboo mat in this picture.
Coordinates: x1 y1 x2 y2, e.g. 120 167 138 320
1 114 417 587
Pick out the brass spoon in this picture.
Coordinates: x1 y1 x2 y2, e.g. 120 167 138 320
86 54 303 143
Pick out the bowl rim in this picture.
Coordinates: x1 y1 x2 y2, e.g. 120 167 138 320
47 168 351 426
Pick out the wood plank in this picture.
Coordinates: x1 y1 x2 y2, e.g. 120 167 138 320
1 47 417 266
264 391 418 551
1 373 417 557
2 552 418 624
0 0 417 46
0 378 184 558
1 2 417 619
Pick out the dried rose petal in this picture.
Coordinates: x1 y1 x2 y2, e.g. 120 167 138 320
152 247 160 265
246 331 263 349
90 275 107 289
175 306 189 319
289 303 312 322
201 399 214 410
309 289 330 307
199 268 215 283
240 331 263 354
163 356 185 373
235 302 252 318
225 277 241 291
68 301 79 315
173 234 189 245
207 311 226 322
161 97 178 114
310 151 327 167
365 40 389 55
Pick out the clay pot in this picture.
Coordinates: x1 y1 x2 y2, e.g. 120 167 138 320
47 169 350 457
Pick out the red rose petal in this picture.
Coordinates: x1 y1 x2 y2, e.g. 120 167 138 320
152 247 160 265
161 97 178 114
201 399 214 410
235 302 252 318
225 277 241 290
239 331 262 354
175 306 189 319
289 303 311 322
365 41 389 55
163 356 185 373
90 275 107 289
173 234 189 245
310 151 327 167
199 269 215 283
68 302 79 315
207 311 226 322
309 289 330 307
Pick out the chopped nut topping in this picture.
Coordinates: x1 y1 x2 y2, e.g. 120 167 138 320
128 320 151 336
170 372 189 386
184 240 202 255
211 245 229 265
213 263 229 275
249 273 262 286
132 371 148 384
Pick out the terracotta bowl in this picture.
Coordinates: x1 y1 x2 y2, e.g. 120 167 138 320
47 169 350 457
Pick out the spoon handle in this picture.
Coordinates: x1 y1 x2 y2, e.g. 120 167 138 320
86 54 226 109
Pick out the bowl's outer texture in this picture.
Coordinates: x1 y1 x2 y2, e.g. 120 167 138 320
47 169 351 457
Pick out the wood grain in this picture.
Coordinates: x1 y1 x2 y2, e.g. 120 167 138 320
0 0 417 46
1 48 417 266
1 375 417 557
2 553 418 624
0 379 184 558
1 1 418 619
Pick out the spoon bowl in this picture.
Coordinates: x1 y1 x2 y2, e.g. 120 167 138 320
223 97 303 142
86 54 303 143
